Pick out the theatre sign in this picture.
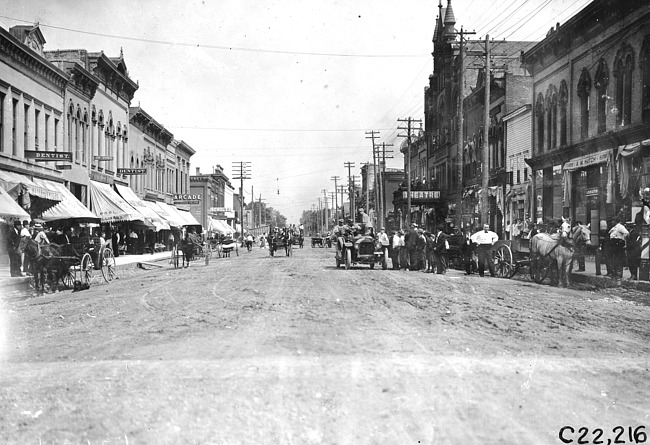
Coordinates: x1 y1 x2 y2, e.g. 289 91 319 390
401 190 442 202
173 193 202 205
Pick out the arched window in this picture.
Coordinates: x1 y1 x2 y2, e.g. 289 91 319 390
614 43 635 127
82 108 88 164
577 68 591 140
642 36 650 124
75 106 81 163
67 100 74 154
595 59 609 134
559 81 568 146
535 93 545 154
545 85 558 150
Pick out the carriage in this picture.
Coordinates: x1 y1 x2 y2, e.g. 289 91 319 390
291 233 304 248
216 238 239 258
170 239 212 268
20 237 117 293
269 229 292 257
311 233 324 248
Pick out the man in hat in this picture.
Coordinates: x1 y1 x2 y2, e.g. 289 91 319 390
8 220 23 277
33 223 49 246
20 220 32 274
608 216 628 279
404 223 419 270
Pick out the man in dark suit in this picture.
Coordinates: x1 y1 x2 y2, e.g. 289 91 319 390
432 225 448 274
8 220 23 277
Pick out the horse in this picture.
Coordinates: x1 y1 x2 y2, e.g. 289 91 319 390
529 225 591 287
178 229 197 268
18 238 64 294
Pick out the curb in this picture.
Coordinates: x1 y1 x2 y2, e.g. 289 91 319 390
570 272 650 291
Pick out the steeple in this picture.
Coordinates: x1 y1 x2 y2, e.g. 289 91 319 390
443 0 456 40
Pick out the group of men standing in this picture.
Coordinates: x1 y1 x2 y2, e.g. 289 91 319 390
386 223 499 277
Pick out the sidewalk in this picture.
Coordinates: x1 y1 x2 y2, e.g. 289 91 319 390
571 255 650 291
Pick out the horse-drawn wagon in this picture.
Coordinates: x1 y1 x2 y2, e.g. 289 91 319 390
20 237 117 293
269 229 292 257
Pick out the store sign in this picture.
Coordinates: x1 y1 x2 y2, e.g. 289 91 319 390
25 150 72 162
563 151 610 171
209 207 232 213
402 190 441 200
94 155 114 161
90 170 113 184
55 164 72 170
173 193 201 205
117 168 147 175
586 187 599 197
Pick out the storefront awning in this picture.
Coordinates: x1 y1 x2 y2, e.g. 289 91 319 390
115 185 170 231
89 180 144 223
0 170 62 201
155 202 186 227
177 209 201 226
208 217 234 234
32 178 99 223
0 186 29 221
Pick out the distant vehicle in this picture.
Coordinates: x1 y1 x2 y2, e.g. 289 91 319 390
335 227 388 270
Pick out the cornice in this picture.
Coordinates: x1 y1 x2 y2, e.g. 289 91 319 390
0 27 68 91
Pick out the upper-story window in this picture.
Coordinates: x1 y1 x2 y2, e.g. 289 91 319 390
595 59 609 134
614 43 634 127
559 81 568 147
642 35 650 124
535 93 545 154
577 68 591 140
545 85 558 150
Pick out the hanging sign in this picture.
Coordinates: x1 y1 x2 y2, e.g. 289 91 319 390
25 150 72 162
173 193 201 205
94 155 114 161
117 168 147 175
55 164 72 170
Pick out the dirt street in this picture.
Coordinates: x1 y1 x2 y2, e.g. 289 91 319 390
1 243 649 444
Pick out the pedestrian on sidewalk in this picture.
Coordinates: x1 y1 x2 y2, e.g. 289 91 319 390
8 220 23 277
471 223 498 277
626 222 641 280
608 217 629 279
432 224 448 274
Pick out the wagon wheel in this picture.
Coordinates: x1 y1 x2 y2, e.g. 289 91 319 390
81 253 93 284
530 255 550 284
235 244 239 256
61 265 75 289
494 244 514 278
344 248 352 270
101 248 117 282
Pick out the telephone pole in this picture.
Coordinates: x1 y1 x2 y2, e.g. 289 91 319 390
338 185 347 221
456 26 475 229
232 161 251 234
361 161 371 218
344 161 355 221
379 142 394 230
322 189 329 232
330 176 340 222
397 118 421 227
366 130 380 228
481 35 491 226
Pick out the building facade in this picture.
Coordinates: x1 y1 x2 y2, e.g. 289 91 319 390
522 0 650 240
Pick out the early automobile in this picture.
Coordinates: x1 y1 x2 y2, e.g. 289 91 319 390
335 227 388 270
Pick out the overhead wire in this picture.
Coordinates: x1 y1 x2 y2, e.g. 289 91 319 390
0 13 430 59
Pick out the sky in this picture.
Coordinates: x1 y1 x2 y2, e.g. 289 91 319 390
1 0 592 223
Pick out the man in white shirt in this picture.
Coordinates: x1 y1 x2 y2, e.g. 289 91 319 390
471 223 498 277
608 217 629 279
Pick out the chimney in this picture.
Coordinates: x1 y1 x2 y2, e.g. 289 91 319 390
196 167 200 175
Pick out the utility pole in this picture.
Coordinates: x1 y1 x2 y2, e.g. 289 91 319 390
361 161 371 219
322 189 329 232
397 118 422 227
258 194 265 227
329 191 336 229
366 130 380 228
379 142 394 230
338 185 347 221
456 26 475 229
481 35 491 226
232 161 251 234
344 161 355 222
251 184 254 229
330 176 340 222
